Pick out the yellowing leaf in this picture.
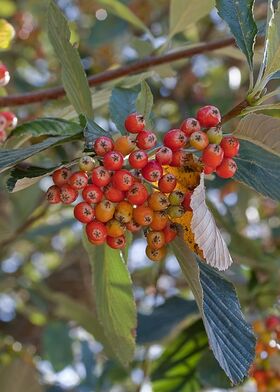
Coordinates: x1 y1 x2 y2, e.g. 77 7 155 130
0 18 15 49
233 113 280 157
190 174 233 271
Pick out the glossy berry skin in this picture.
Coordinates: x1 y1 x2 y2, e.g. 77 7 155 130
141 160 163 182
106 219 126 237
150 211 168 231
82 184 103 204
197 105 221 128
163 129 187 151
91 166 111 187
170 149 189 167
220 136 240 158
155 146 173 165
203 165 215 175
112 170 134 191
52 167 71 187
189 131 209 150
46 185 61 204
86 221 107 243
133 205 154 226
265 315 280 331
69 171 88 190
95 200 116 222
163 222 177 243
126 183 148 205
114 135 135 156
148 192 169 211
104 183 125 203
216 158 237 178
169 190 185 206
126 219 142 232
103 151 124 171
158 173 177 193
180 117 201 136
0 111 17 131
146 245 167 262
136 130 157 150
94 136 114 156
0 64 10 86
79 155 96 172
202 144 224 168
182 191 193 212
147 231 165 250
125 112 145 133
107 235 126 249
128 150 148 169
207 127 223 144
115 201 133 223
74 202 94 223
60 185 78 204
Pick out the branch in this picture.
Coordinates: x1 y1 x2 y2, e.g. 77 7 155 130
0 37 235 107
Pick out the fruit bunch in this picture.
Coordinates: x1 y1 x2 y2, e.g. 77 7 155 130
0 63 18 142
250 315 280 392
46 106 240 261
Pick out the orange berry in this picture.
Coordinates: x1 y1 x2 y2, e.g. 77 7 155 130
147 231 165 249
95 200 116 222
133 205 154 226
114 135 136 156
146 245 167 262
115 201 133 223
148 192 170 211
150 211 168 231
106 219 126 237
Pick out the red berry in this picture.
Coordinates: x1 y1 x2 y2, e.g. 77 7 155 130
203 165 215 175
163 222 177 243
216 158 237 178
69 171 88 190
170 149 189 167
112 170 134 191
129 150 148 169
107 235 126 249
86 220 107 242
136 130 157 150
91 166 111 187
0 64 10 87
220 136 240 158
126 219 142 232
52 167 71 187
60 185 78 204
202 144 224 168
82 184 103 204
163 129 187 151
155 146 173 165
189 131 209 150
46 185 61 204
158 173 177 193
197 105 221 128
103 151 124 171
125 112 145 133
0 114 7 131
74 202 95 223
141 160 163 182
104 182 125 202
94 136 114 156
180 118 201 136
0 111 17 131
265 315 280 331
182 191 193 212
126 182 148 205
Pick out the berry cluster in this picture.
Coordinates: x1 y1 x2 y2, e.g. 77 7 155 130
0 63 18 142
46 106 239 262
251 315 280 392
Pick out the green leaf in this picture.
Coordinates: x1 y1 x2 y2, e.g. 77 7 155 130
151 319 207 392
48 0 93 117
80 115 111 149
172 238 256 384
0 359 43 392
7 165 57 192
234 140 280 201
216 0 257 70
10 118 82 138
234 113 280 157
0 134 81 174
197 352 232 389
169 0 215 39
137 296 198 344
109 86 140 134
83 239 137 367
97 0 150 35
0 18 15 49
136 81 154 127
42 321 73 372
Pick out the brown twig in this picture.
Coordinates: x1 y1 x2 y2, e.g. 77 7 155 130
0 37 235 108
221 99 250 124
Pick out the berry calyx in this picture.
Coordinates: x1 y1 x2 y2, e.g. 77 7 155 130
103 151 124 171
107 235 126 249
79 155 96 172
60 185 78 204
180 117 201 136
136 130 157 150
0 111 17 131
115 201 133 223
95 200 116 222
114 135 135 156
145 245 167 262
52 167 71 187
69 171 88 190
189 131 209 150
125 112 145 133
94 136 114 156
46 185 61 204
133 205 154 226
197 105 221 127
158 173 177 193
216 158 237 178
163 129 187 151
112 170 134 191
82 184 103 204
207 126 223 144
155 146 173 165
147 230 165 250
74 202 94 223
129 150 148 169
126 182 148 205
149 211 168 231
91 166 111 187
202 144 224 168
86 221 107 243
106 219 126 237
141 160 163 182
148 191 170 211
220 136 240 158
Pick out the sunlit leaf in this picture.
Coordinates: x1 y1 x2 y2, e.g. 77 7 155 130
0 18 15 49
136 81 153 127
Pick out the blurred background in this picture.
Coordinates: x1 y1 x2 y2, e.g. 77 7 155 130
0 0 279 391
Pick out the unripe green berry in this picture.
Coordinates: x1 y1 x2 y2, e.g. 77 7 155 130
167 205 185 218
168 190 185 206
79 155 96 172
207 127 223 144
